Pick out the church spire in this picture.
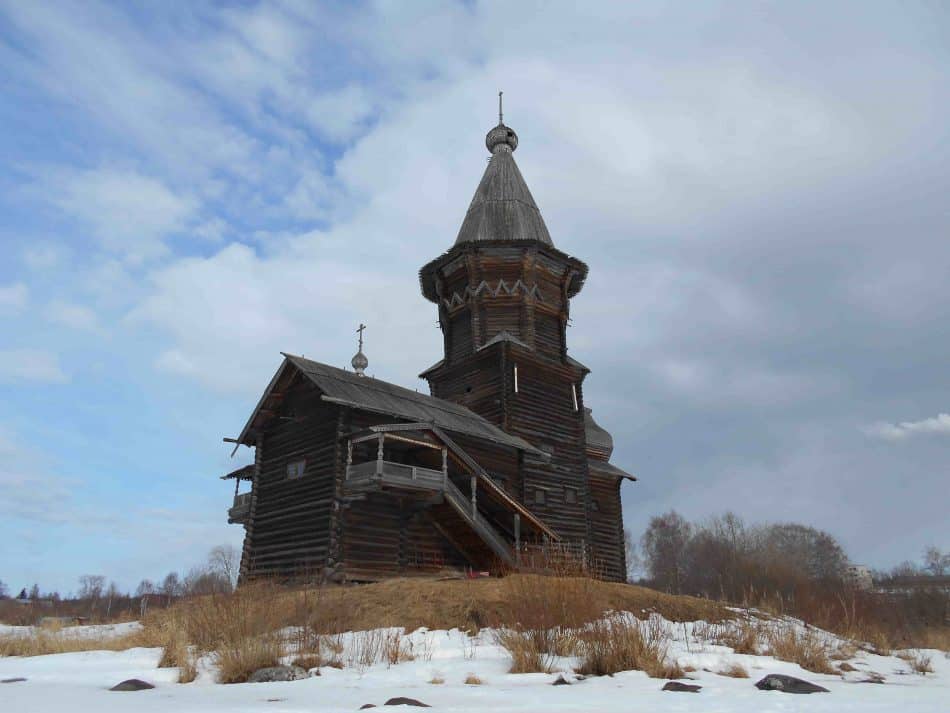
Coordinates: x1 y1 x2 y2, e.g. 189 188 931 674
454 95 551 246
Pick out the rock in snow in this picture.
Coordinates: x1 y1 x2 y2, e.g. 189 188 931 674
755 674 829 694
662 681 702 692
552 674 571 685
248 665 309 683
1 677 27 683
384 697 431 707
109 678 155 691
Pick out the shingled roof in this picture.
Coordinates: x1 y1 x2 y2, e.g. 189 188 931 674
454 143 553 246
235 354 542 456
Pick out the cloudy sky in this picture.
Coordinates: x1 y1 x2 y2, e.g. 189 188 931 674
1 1 948 594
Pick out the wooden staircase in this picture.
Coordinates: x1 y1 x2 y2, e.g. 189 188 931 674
430 477 515 570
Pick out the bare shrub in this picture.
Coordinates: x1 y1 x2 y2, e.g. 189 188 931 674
900 650 933 675
215 632 283 684
491 575 596 673
148 583 287 684
494 629 554 674
575 615 683 679
291 654 323 671
767 625 834 674
830 640 857 660
717 662 749 678
464 673 483 685
714 618 763 654
383 630 414 666
428 674 445 684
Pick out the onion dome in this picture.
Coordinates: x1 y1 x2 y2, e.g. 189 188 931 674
351 349 368 376
486 122 518 153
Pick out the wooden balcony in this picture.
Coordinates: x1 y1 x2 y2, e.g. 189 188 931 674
228 492 252 524
344 460 446 494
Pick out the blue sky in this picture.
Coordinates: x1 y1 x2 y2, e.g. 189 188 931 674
1 1 948 594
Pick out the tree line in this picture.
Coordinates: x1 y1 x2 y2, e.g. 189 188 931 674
0 545 239 624
629 510 947 598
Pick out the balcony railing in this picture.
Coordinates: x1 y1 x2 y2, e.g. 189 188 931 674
228 492 252 524
344 460 446 493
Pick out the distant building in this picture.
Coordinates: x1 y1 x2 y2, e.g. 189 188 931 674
844 564 873 590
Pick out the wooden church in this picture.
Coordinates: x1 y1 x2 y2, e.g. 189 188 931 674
223 103 635 583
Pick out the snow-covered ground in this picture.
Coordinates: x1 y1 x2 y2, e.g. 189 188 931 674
1 617 946 712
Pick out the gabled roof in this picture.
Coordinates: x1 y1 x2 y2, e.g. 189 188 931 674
455 148 553 246
235 354 541 456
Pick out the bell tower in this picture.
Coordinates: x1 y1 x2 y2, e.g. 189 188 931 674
419 98 593 547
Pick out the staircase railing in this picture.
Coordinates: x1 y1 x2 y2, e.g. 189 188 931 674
442 477 514 566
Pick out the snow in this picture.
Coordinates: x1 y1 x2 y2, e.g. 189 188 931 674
1 617 947 712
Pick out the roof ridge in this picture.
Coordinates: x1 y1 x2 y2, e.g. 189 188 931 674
283 353 501 424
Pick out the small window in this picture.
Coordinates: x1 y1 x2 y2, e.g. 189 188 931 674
286 459 306 479
564 486 577 504
534 489 546 506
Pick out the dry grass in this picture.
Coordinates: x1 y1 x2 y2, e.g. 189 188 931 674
150 583 288 684
767 625 834 674
575 615 683 679
0 626 157 658
215 633 282 684
899 650 934 675
428 674 445 684
706 618 764 655
847 623 892 656
717 662 750 678
2 575 730 687
464 673 483 685
291 654 323 671
907 627 950 653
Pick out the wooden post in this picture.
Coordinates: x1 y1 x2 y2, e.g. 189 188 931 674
514 513 521 563
376 433 384 476
233 476 240 498
346 439 353 480
470 475 477 517
442 448 448 489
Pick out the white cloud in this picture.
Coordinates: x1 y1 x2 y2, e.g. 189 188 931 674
45 300 103 333
306 84 376 142
0 283 28 314
48 168 197 263
864 413 950 442
0 348 68 384
22 243 66 271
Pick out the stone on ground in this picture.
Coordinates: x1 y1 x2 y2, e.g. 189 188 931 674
663 681 702 692
248 665 309 683
109 679 155 691
755 673 829 693
384 697 431 707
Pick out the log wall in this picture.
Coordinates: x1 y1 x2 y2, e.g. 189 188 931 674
242 388 340 580
587 474 626 582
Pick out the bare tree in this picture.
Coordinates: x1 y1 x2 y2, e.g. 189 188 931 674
136 579 155 617
623 529 643 582
0 579 8 598
641 510 692 593
208 544 240 590
161 572 181 605
923 546 948 576
104 581 122 618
